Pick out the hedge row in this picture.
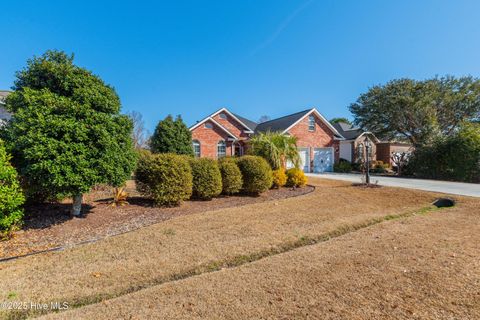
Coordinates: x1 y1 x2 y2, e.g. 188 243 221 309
135 153 274 206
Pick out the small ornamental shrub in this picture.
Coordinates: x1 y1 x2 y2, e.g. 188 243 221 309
218 158 243 195
0 141 25 236
271 169 287 188
286 168 307 188
334 159 352 173
190 158 222 200
236 156 273 194
371 161 390 174
135 153 192 206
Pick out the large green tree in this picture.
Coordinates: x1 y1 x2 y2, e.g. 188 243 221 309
349 76 480 146
329 117 351 125
2 50 136 216
150 115 193 155
407 122 480 182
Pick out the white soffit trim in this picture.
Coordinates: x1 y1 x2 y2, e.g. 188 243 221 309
282 108 344 138
211 107 254 132
190 116 238 139
356 131 380 143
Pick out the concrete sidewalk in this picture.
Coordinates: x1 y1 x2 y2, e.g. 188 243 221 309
306 173 480 197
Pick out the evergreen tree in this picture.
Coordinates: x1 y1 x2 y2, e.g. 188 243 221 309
2 50 137 216
150 115 194 155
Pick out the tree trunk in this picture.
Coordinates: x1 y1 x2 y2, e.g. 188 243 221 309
71 194 83 217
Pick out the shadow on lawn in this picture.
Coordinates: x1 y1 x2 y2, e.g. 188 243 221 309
22 203 94 231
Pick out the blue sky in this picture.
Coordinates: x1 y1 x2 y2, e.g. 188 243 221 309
1 0 479 131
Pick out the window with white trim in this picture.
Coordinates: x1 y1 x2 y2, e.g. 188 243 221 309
308 115 315 131
204 122 213 129
217 140 226 158
192 140 201 158
219 112 227 119
357 144 364 159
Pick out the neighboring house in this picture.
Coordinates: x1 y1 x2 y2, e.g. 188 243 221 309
0 90 12 126
332 121 379 164
332 121 413 166
189 107 344 172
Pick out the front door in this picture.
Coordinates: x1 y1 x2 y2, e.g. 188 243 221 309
234 143 243 156
313 148 333 172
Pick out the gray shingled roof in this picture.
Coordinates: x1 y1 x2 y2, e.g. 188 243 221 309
255 109 311 133
332 122 364 140
232 113 257 131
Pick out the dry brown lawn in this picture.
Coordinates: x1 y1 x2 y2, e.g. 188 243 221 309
0 178 463 319
42 196 480 320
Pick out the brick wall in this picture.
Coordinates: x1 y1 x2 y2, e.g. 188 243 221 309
191 120 233 158
212 112 249 138
287 114 339 169
376 143 413 165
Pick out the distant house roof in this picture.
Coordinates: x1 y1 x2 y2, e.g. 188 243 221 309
0 90 10 100
0 90 12 121
332 122 364 140
332 121 381 143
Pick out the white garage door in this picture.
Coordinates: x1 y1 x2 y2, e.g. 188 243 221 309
298 148 310 172
313 148 334 173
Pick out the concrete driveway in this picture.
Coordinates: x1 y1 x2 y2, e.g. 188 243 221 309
306 173 480 198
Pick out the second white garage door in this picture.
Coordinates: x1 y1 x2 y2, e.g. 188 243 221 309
313 148 334 173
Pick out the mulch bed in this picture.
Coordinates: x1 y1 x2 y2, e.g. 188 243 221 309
352 183 382 188
0 185 314 260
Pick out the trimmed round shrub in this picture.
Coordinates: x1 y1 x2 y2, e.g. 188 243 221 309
218 158 242 195
272 169 287 188
190 158 222 200
135 153 192 206
0 141 25 236
236 156 273 194
286 168 307 188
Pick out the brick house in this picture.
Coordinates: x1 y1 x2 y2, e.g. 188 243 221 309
332 121 379 164
189 107 344 172
332 121 413 166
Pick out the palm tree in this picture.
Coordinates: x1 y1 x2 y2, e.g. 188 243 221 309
248 131 300 169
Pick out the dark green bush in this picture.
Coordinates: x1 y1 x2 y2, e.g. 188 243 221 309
218 157 243 195
236 156 273 194
0 140 25 236
190 158 222 200
334 159 352 173
408 123 480 182
135 153 192 206
286 168 307 187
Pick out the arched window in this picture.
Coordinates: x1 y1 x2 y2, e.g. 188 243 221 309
217 140 226 158
192 140 201 158
308 115 315 131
